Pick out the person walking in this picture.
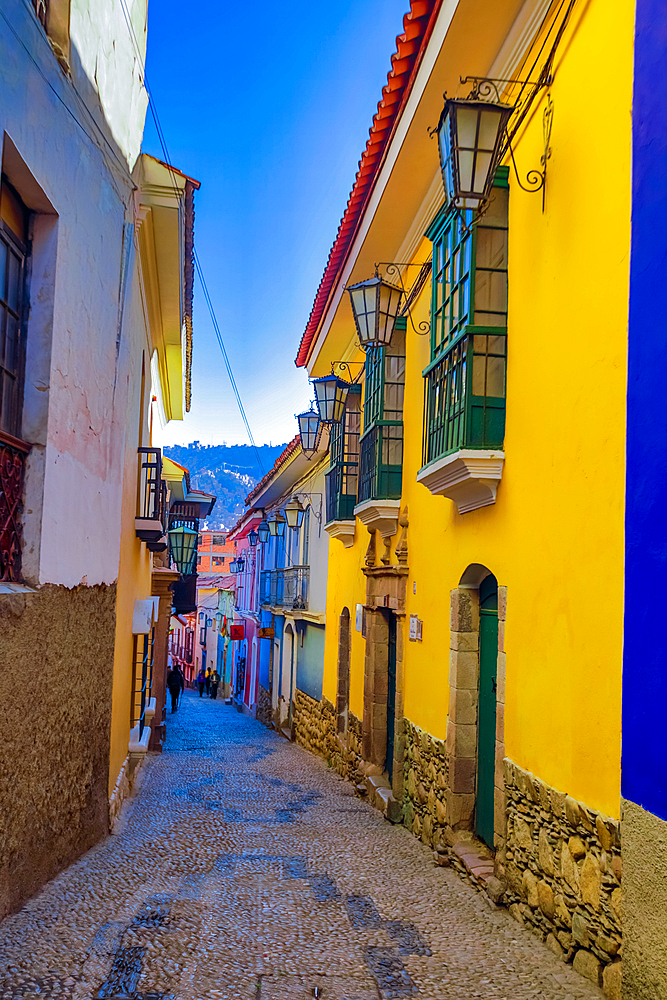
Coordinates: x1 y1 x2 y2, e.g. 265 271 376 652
210 669 220 700
175 665 184 709
166 666 181 714
205 668 211 697
196 668 205 697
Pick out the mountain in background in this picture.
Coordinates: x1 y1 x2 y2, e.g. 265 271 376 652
164 441 288 531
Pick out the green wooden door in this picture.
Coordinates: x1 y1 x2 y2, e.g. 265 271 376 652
476 574 498 847
386 612 397 782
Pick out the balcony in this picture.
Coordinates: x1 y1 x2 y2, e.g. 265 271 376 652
324 464 356 547
135 448 168 550
353 422 403 539
0 432 30 583
417 328 506 513
260 566 309 611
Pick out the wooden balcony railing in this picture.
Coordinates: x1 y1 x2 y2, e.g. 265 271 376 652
422 327 507 468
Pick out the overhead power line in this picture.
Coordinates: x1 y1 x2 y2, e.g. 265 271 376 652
117 0 266 477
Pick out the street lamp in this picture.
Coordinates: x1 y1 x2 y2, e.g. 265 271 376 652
257 518 270 544
347 274 403 349
312 374 349 424
436 96 512 211
248 529 259 547
268 512 286 538
168 525 197 575
296 408 321 457
284 497 304 529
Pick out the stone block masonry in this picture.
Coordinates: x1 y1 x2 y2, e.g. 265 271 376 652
256 684 272 726
0 583 116 921
501 758 622 996
293 689 363 782
402 720 449 846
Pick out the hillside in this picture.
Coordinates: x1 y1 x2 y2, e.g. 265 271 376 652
164 442 287 531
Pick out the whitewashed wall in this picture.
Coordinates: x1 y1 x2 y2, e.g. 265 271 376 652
0 0 149 587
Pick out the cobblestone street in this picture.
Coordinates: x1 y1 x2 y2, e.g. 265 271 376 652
0 692 604 1000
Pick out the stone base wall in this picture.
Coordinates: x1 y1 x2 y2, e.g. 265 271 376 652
108 755 132 832
256 684 272 726
330 712 363 782
501 758 622 997
403 720 449 847
293 690 364 782
293 690 337 760
0 583 116 921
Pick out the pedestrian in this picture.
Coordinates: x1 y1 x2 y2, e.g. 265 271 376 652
210 669 220 700
197 668 205 697
205 668 211 696
175 665 184 708
166 666 181 713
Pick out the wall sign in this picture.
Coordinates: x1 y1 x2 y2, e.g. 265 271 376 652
230 622 245 640
355 603 364 633
409 614 423 642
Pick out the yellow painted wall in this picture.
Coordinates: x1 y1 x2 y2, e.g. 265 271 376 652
109 449 152 795
319 0 632 819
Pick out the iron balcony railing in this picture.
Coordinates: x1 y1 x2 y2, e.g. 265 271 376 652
260 566 309 610
422 326 507 468
136 447 167 549
358 422 403 504
0 431 30 583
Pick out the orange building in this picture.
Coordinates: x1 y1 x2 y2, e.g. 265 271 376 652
196 530 235 574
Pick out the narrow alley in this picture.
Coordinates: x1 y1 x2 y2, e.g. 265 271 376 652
0 695 602 1000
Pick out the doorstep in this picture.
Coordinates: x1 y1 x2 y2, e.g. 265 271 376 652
435 831 500 899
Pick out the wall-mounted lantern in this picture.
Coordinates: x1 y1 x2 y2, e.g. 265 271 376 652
284 497 304 529
312 374 350 424
257 517 270 544
296 408 321 457
436 95 513 211
248 529 259 547
347 274 403 350
268 512 286 538
167 525 197 576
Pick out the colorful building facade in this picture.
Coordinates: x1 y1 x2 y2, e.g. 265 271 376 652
197 530 235 574
293 1 641 995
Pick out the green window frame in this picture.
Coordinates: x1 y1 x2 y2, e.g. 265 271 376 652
358 323 405 503
325 386 361 524
422 170 509 468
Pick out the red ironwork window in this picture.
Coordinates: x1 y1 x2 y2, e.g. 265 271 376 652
0 191 29 583
0 223 27 437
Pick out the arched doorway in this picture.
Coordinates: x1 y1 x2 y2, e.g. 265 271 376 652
282 625 294 729
476 573 498 846
337 607 351 734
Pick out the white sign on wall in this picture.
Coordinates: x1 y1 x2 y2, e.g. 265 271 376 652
355 603 364 633
409 614 423 642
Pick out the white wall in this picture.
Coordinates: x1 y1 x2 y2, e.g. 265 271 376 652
0 0 149 587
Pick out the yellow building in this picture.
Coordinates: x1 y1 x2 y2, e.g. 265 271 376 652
108 156 200 823
296 2 630 995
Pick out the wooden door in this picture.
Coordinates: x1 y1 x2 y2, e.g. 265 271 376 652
475 575 498 847
386 612 397 782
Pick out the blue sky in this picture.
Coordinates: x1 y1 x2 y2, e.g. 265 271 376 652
145 0 408 451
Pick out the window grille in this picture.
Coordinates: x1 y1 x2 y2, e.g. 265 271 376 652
325 387 361 523
131 628 155 739
422 175 508 467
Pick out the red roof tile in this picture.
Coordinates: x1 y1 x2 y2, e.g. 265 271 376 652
295 0 442 368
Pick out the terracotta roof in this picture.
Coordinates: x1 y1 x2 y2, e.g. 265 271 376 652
295 0 442 368
244 435 301 507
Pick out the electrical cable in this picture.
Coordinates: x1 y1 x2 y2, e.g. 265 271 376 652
116 0 266 476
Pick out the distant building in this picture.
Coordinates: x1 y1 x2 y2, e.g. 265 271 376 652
196 530 235 574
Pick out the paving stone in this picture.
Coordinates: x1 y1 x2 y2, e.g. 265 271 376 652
0 692 604 999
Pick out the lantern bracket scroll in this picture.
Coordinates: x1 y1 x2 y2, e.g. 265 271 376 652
374 261 431 337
